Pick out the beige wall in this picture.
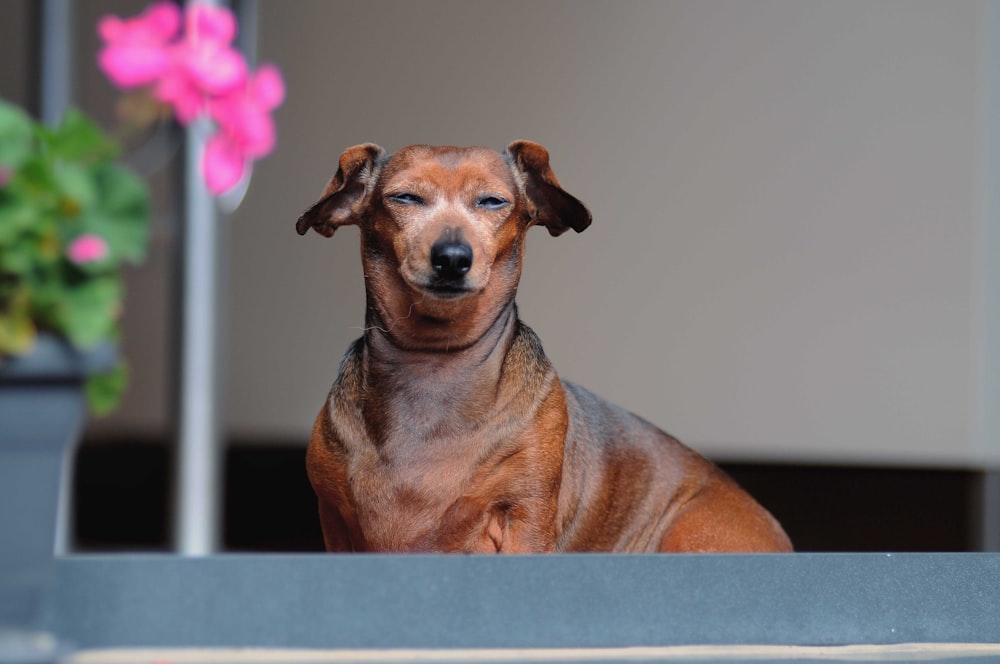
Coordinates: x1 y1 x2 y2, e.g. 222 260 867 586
81 1 998 468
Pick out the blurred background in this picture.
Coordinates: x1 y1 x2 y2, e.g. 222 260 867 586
2 0 998 552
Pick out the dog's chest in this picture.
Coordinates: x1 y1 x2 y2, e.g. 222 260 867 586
341 430 513 552
321 326 561 552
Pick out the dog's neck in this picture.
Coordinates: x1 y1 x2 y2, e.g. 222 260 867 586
363 296 518 362
358 299 522 443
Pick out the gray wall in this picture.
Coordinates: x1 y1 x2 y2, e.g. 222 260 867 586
0 1 33 109
63 2 1000 467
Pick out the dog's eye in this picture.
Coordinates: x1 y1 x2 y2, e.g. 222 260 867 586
476 195 509 210
387 192 424 205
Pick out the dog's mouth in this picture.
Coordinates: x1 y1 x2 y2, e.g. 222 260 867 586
420 280 476 299
400 264 489 301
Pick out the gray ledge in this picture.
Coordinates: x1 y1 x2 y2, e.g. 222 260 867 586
47 553 1000 651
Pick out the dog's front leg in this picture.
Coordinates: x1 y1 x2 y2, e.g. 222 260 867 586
486 499 560 553
317 500 354 551
306 409 358 552
484 382 568 553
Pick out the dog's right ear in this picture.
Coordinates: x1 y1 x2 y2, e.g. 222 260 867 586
506 140 592 237
295 144 386 237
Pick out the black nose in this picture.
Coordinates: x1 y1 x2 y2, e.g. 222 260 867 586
430 240 473 279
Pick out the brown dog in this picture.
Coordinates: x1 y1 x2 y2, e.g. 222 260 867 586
296 141 792 553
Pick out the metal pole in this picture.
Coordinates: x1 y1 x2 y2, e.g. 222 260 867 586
39 0 71 127
173 0 242 555
173 0 259 556
174 0 267 556
40 0 75 557
175 112 223 556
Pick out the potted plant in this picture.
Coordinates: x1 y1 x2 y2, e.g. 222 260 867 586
0 100 148 401
0 96 149 660
0 1 283 655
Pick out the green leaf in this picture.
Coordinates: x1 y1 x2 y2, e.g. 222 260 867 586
0 289 36 354
85 361 128 416
0 314 36 355
0 100 35 169
0 192 38 244
0 231 45 275
0 248 33 275
79 163 150 263
52 161 98 213
56 275 121 348
16 155 59 203
45 108 118 163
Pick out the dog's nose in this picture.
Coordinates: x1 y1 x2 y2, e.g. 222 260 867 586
430 240 473 279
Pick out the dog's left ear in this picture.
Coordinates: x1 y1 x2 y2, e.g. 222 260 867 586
296 143 386 237
506 140 592 237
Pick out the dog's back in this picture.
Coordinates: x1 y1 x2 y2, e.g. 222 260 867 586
559 380 791 552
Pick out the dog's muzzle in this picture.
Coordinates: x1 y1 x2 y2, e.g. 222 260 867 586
430 238 472 279
426 238 474 297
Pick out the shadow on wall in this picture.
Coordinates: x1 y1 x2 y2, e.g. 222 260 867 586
72 441 983 553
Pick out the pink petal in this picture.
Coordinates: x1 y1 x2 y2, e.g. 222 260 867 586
203 133 246 195
206 93 241 134
99 44 172 87
207 66 283 158
155 72 205 124
238 113 275 157
97 15 125 42
97 2 180 89
144 2 183 40
183 43 247 94
208 94 275 158
68 234 110 264
98 2 180 44
185 4 237 45
249 65 285 111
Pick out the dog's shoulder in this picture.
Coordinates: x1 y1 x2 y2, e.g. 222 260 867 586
323 337 365 424
560 379 704 467
560 381 659 435
332 337 364 386
502 320 556 390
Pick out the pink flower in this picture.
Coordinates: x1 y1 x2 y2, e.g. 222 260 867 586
97 2 180 88
154 4 247 124
186 2 238 44
202 65 285 194
96 2 284 197
211 65 284 157
0 165 11 189
68 234 110 264
203 132 245 194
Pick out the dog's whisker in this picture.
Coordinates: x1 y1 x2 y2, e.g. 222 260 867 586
388 296 424 329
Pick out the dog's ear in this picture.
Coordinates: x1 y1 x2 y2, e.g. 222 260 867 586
296 143 386 237
506 140 592 237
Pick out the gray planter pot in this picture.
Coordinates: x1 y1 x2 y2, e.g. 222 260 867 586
0 334 115 662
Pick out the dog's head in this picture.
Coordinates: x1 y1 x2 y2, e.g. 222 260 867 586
296 141 590 348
